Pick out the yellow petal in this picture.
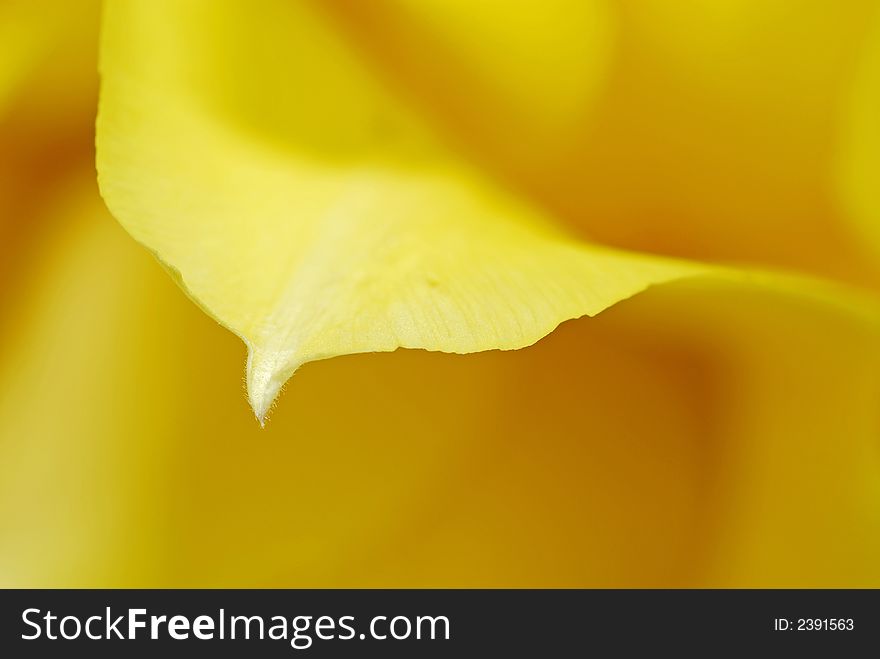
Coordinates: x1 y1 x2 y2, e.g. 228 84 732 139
4 183 879 586
6 0 880 591
96 0 700 421
0 180 709 586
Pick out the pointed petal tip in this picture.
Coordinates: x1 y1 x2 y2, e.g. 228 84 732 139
245 344 299 426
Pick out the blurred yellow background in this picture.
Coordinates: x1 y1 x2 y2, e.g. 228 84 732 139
1 0 879 587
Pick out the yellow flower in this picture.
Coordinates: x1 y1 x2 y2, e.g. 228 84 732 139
1 0 879 587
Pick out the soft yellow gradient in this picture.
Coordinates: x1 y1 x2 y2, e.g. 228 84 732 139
1 0 880 588
837 6 880 259
306 1 880 289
